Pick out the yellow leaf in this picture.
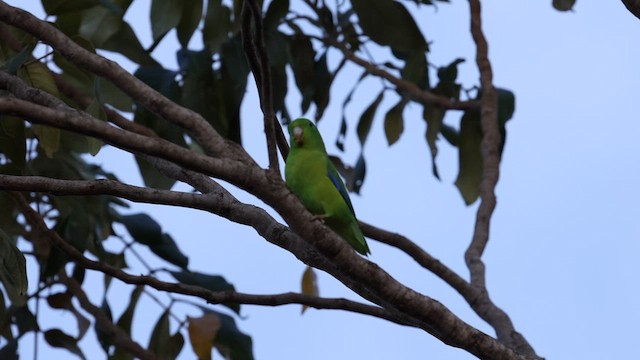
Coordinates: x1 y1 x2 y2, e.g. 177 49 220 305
300 266 318 314
188 313 220 360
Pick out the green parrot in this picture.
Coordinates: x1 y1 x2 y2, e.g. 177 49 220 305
285 118 370 256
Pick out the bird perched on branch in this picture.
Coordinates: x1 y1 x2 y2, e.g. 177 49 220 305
285 118 370 255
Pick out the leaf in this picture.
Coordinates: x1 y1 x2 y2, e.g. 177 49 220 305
134 155 177 190
0 115 26 170
401 52 429 89
264 0 289 32
352 153 367 194
2 45 31 75
32 124 61 159
71 308 91 341
150 0 183 42
79 6 121 47
119 213 162 246
552 0 576 11
203 0 231 53
335 70 368 151
357 91 385 146
383 98 407 146
188 313 220 360
168 331 185 359
42 0 99 15
47 292 73 310
210 310 254 360
423 104 446 179
148 310 171 359
0 229 27 306
84 99 106 155
14 305 39 335
454 111 483 205
177 0 204 47
0 339 18 360
288 36 316 113
150 233 189 269
44 329 86 360
300 266 318 314
351 0 427 57
622 0 640 20
94 298 114 354
313 52 331 121
0 291 12 340
170 270 238 313
110 285 144 359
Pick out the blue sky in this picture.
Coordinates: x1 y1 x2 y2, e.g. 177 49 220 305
5 1 640 359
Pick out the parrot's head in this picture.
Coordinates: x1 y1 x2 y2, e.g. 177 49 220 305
288 118 325 150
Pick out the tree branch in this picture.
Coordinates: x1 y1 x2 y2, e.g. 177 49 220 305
0 2 249 162
465 1 540 358
322 36 480 111
11 192 409 327
60 276 159 360
241 0 281 171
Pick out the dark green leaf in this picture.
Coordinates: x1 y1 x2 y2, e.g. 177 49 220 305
168 331 185 359
2 45 31 75
423 104 446 179
0 229 27 306
42 0 99 15
150 0 183 42
401 52 429 89
383 98 407 145
210 309 254 360
352 153 366 194
0 115 26 170
119 213 162 246
0 339 18 360
32 124 60 159
78 6 121 46
44 329 86 359
47 292 73 310
203 0 231 52
149 234 189 269
313 52 331 121
95 298 114 354
357 91 385 145
264 0 289 32
351 0 427 57
148 310 171 359
170 270 238 313
14 306 39 335
552 0 576 11
455 111 483 205
288 36 316 113
177 0 204 47
98 77 132 112
218 36 249 143
335 70 368 151
112 285 144 360
134 155 177 190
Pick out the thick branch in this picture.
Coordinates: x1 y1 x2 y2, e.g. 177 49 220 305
60 276 158 360
12 192 408 327
0 2 249 162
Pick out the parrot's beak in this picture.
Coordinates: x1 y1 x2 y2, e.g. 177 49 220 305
293 126 304 146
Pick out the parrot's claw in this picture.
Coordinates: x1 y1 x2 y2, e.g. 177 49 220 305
311 214 328 223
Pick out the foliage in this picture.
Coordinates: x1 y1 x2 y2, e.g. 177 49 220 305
0 0 580 359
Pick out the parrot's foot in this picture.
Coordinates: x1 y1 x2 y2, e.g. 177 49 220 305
311 214 328 223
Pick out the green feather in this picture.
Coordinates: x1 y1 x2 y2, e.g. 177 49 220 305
285 118 370 255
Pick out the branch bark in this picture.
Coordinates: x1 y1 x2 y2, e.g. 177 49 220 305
465 1 540 358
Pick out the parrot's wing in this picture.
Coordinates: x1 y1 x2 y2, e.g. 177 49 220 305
326 159 356 215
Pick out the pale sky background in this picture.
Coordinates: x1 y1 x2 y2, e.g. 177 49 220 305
5 0 640 359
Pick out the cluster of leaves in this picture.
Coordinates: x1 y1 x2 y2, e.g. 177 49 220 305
0 5 252 357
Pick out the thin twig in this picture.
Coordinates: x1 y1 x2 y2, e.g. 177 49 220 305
465 1 540 358
60 275 159 360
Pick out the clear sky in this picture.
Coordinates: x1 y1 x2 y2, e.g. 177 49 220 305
5 1 640 359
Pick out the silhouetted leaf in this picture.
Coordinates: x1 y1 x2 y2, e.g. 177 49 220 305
150 0 183 42
289 36 316 113
264 0 289 32
44 329 86 359
94 298 114 354
383 98 407 146
203 0 231 52
150 234 189 269
42 0 99 15
357 91 385 146
335 70 368 151
455 111 483 205
401 52 428 89
351 0 427 57
0 115 26 170
210 309 253 360
119 213 162 246
0 229 27 306
177 0 204 47
552 0 576 11
148 310 171 359
112 285 144 360
423 104 446 179
0 339 18 360
47 292 72 310
313 52 331 121
14 306 39 335
170 270 238 313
